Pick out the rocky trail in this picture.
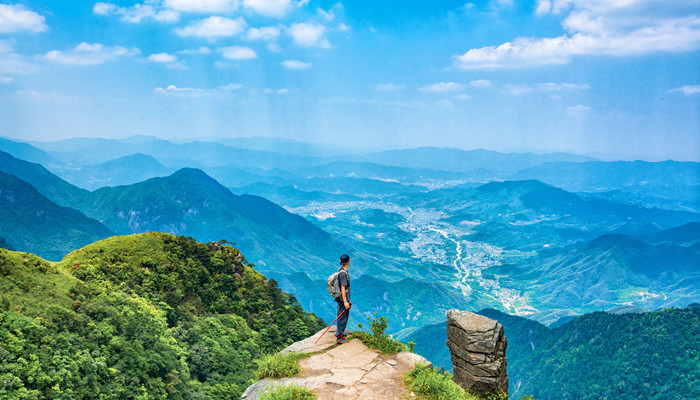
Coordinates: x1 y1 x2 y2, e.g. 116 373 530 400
242 326 431 400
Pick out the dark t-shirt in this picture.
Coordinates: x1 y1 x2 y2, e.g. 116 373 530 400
337 268 350 302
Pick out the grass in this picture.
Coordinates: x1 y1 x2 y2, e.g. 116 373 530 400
259 384 317 400
404 363 480 400
254 352 312 380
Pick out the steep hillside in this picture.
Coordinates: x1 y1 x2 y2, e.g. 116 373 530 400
0 137 58 166
77 168 343 275
402 307 700 400
0 171 113 260
0 234 325 399
0 150 89 209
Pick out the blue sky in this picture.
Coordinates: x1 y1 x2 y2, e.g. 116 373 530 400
0 0 699 160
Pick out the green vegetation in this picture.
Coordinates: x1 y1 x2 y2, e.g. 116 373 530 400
479 308 700 400
354 316 415 354
0 233 326 399
404 363 479 400
258 384 317 400
254 352 311 380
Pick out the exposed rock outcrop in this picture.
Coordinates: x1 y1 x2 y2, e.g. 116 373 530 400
242 326 431 400
447 309 508 398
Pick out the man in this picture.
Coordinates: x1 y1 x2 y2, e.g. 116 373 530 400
336 254 351 344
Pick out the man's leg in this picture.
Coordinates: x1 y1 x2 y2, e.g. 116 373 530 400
336 300 349 339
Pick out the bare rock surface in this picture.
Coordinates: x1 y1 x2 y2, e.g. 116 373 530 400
242 327 431 400
447 309 508 397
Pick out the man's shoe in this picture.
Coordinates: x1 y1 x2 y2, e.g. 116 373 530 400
336 336 348 344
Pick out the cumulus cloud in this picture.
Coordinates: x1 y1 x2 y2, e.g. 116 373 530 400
178 47 213 54
175 16 246 38
242 0 304 18
0 4 48 33
456 0 700 69
375 83 406 91
94 2 179 23
419 82 464 92
469 79 492 87
154 82 245 96
288 22 329 47
219 46 257 60
282 59 311 69
44 42 139 66
245 26 281 41
669 85 700 95
154 84 204 95
148 52 178 63
165 0 240 13
567 104 593 117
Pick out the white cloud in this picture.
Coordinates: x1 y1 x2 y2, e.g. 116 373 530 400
245 26 281 41
178 47 213 54
242 0 299 18
419 82 464 92
165 0 240 13
149 52 178 63
94 2 179 23
277 88 288 94
175 16 246 38
469 79 492 87
669 85 700 95
219 46 257 60
0 40 37 74
282 59 311 69
219 83 243 90
375 83 406 91
154 84 205 95
567 104 592 117
506 82 590 95
0 4 47 33
456 1 700 69
44 42 139 66
0 76 13 84
288 22 328 47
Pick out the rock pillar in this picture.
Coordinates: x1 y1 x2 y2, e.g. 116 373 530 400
446 309 508 398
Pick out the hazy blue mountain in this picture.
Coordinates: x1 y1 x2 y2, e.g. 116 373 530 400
0 171 113 260
60 153 174 190
290 176 427 195
199 136 342 157
512 160 700 212
484 233 700 321
233 182 363 207
0 150 89 209
295 161 469 185
0 137 59 166
0 236 13 250
362 147 595 175
647 222 700 245
77 168 344 275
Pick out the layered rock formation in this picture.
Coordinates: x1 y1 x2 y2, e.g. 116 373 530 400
447 309 508 397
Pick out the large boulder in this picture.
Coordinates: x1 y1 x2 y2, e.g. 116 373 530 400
447 309 508 398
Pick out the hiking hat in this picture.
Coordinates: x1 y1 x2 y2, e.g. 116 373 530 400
339 254 350 265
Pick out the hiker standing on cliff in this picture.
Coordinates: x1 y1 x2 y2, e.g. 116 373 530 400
335 254 351 344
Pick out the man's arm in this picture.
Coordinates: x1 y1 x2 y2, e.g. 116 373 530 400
340 286 350 309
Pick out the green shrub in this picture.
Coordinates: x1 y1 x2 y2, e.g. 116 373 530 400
354 316 415 354
259 384 317 400
254 352 311 380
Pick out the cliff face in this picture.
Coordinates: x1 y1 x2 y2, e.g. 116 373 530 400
242 326 430 400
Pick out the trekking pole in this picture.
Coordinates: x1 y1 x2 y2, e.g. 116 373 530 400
314 308 347 344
